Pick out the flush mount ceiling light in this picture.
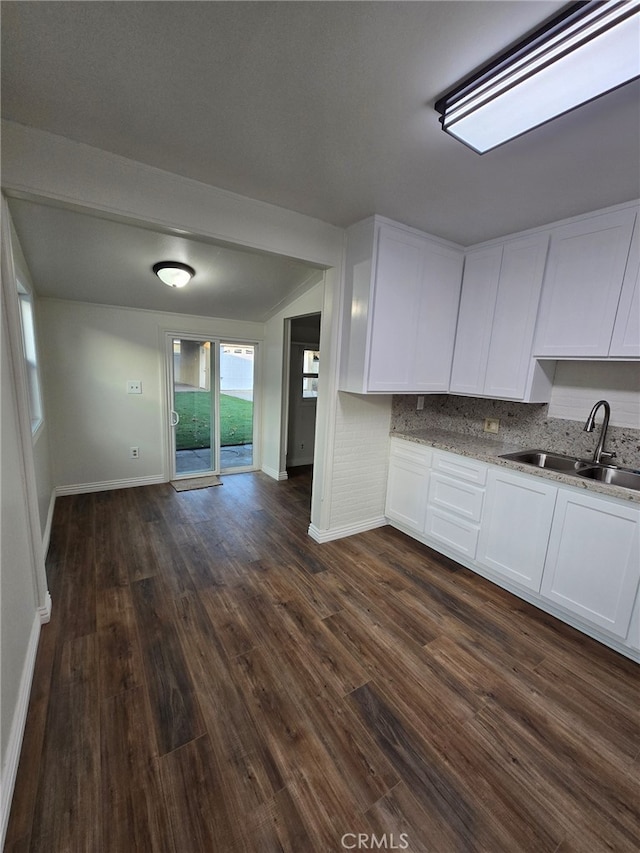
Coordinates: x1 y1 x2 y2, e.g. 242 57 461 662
152 261 195 288
435 0 640 154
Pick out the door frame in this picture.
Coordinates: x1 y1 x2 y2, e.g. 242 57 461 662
165 332 219 480
164 332 261 480
282 312 321 473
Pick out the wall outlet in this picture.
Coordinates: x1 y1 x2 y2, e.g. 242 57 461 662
483 418 500 434
417 395 425 411
127 380 142 394
130 446 140 459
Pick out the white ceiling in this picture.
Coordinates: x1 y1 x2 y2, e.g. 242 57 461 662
7 197 324 321
2 1 640 316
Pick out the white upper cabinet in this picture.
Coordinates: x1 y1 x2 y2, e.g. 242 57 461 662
450 232 552 401
339 217 463 393
609 214 640 358
533 207 638 358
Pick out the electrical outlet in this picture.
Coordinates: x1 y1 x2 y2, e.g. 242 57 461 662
417 395 425 411
130 446 140 459
127 380 142 394
483 418 500 434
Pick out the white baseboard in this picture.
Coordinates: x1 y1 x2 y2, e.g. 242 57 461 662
42 488 56 556
308 515 388 543
261 465 288 481
56 474 166 496
0 613 41 850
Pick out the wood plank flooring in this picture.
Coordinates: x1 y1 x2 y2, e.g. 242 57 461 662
6 467 639 852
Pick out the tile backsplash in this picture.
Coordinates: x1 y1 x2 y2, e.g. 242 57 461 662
391 395 640 469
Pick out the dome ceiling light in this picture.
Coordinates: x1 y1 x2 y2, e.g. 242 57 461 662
153 261 195 288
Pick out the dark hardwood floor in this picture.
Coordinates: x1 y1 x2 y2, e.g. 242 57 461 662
6 467 639 852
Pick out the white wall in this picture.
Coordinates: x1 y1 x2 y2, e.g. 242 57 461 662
1 303 41 845
0 205 49 848
262 279 324 479
327 392 392 534
39 299 263 491
549 361 640 428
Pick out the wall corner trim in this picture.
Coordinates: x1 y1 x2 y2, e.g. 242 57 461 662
261 465 288 481
37 592 52 625
308 516 388 543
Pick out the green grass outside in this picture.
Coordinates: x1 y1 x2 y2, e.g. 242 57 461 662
174 391 253 450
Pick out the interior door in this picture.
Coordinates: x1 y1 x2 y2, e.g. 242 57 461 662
169 336 217 478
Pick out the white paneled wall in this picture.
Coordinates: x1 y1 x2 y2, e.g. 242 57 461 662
329 392 392 531
549 362 640 428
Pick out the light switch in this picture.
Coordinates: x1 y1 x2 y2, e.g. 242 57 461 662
127 380 142 394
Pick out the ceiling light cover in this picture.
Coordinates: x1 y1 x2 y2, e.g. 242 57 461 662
153 261 195 288
435 0 640 153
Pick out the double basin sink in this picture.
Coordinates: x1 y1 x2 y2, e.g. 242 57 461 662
499 450 640 492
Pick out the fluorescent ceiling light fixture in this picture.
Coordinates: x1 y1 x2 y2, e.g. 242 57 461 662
153 261 195 288
435 0 640 153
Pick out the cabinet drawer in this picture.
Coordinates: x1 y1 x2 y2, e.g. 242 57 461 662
390 437 432 467
428 472 484 523
432 451 487 485
425 506 480 559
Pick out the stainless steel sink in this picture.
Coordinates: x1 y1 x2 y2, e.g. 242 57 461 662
499 450 586 473
499 449 640 492
576 466 640 490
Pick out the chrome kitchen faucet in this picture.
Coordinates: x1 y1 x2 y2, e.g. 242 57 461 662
583 400 617 464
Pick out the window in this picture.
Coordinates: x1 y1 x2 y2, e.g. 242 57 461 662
302 349 319 398
17 284 43 434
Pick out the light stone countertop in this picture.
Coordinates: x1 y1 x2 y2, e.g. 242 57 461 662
391 427 640 504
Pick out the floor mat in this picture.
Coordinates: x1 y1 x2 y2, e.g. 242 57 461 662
170 475 222 492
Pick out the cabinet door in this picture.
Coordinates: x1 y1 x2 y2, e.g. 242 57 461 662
541 490 640 638
449 245 502 395
626 588 640 652
483 233 549 399
367 226 424 391
609 214 640 358
385 442 431 532
477 468 557 592
533 209 636 357
413 241 464 391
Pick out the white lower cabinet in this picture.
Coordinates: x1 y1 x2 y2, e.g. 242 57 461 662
477 468 557 592
424 452 486 560
384 439 640 658
385 439 431 533
540 490 640 639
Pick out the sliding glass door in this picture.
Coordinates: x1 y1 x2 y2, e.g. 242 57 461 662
170 337 216 477
168 335 256 478
219 342 255 471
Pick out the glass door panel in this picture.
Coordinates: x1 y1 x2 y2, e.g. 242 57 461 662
219 343 255 471
171 338 216 477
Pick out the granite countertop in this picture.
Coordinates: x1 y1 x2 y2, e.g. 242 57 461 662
391 427 640 504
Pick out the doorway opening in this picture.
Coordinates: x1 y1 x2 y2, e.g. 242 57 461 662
168 334 256 479
286 314 321 472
